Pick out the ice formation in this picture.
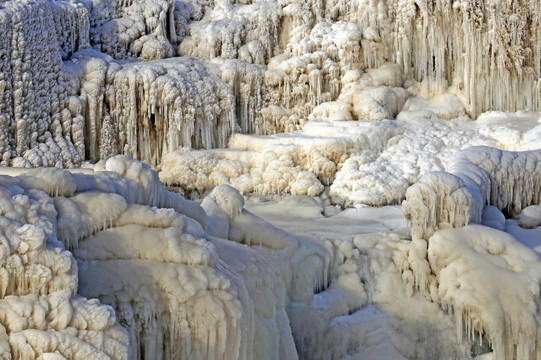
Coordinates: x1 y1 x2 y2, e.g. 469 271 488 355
0 156 333 359
398 145 541 360
1 0 541 359
0 168 129 358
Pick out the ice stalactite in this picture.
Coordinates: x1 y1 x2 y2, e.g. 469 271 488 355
403 146 541 240
209 59 266 135
50 0 90 59
357 0 541 117
78 57 235 165
263 17 363 129
0 9 13 166
264 52 341 127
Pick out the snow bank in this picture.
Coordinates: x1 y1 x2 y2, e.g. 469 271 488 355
160 147 324 197
160 111 541 208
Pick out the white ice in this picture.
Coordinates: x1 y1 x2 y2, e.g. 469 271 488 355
0 0 540 359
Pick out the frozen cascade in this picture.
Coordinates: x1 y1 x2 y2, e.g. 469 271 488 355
2 0 541 171
0 0 88 168
1 0 541 358
356 0 541 117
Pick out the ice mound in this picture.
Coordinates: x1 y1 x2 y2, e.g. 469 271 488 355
0 170 129 358
0 156 346 359
403 146 541 239
159 144 327 198
520 205 541 229
428 225 541 360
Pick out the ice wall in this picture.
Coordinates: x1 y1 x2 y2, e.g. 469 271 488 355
0 0 88 168
357 0 541 117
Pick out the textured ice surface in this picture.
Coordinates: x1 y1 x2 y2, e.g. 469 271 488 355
0 157 314 360
1 0 541 359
